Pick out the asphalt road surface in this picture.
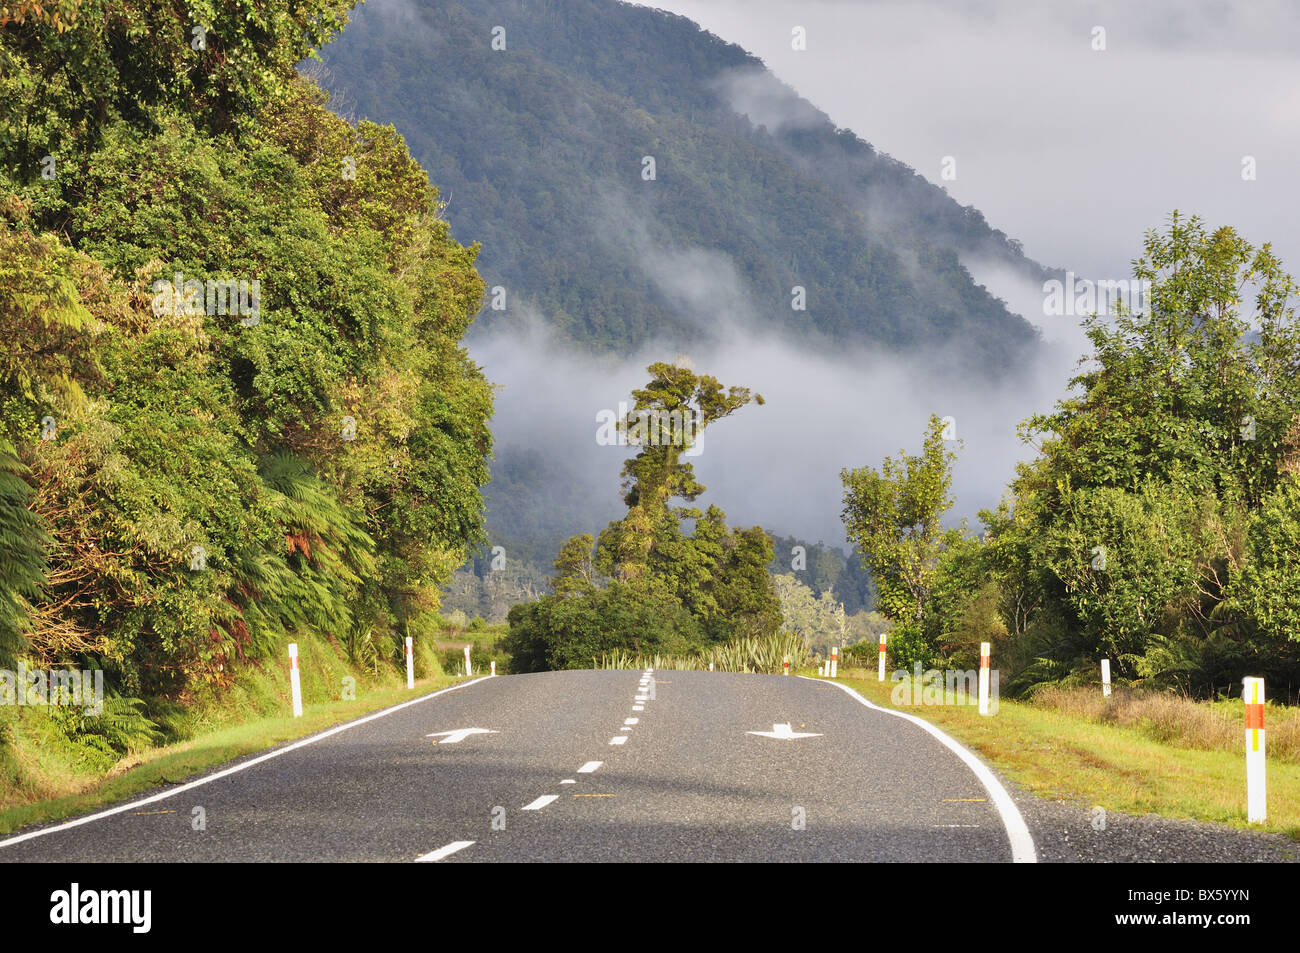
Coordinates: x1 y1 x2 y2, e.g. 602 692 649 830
0 669 1044 863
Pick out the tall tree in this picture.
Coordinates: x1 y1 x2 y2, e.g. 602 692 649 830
841 414 962 663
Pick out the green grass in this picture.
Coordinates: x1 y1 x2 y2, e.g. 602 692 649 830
824 666 1300 840
0 636 477 836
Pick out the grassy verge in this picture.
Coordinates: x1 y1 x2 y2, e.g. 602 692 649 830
822 666 1300 840
0 636 479 836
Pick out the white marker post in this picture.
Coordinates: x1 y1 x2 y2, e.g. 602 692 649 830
978 642 991 716
830 645 839 679
490 660 496 677
878 633 887 682
1244 676 1266 823
708 662 714 672
405 636 414 690
1101 658 1111 698
288 642 303 718
463 645 472 677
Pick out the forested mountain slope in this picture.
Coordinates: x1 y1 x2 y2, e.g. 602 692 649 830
317 0 1052 369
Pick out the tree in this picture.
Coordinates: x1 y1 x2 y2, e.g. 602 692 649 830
841 415 962 663
505 362 780 668
0 438 47 666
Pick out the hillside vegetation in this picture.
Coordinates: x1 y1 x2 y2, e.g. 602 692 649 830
843 214 1300 701
0 0 493 771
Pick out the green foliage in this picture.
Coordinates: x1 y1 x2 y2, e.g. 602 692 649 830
0 0 494 722
505 362 780 668
595 630 810 675
841 414 963 639
0 438 46 666
505 582 707 672
1225 475 1300 647
906 213 1300 698
39 696 161 774
770 573 848 656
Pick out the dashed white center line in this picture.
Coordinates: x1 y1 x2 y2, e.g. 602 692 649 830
577 761 603 773
633 705 644 711
635 695 647 701
522 795 559 811
624 718 639 725
609 736 628 745
415 840 475 862
561 779 576 784
620 727 632 731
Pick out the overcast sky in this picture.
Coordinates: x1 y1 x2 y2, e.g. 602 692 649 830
628 0 1300 283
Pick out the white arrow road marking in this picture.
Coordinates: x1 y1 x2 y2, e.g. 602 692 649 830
523 795 558 811
427 728 499 744
415 840 475 862
577 761 602 773
746 723 822 740
0 676 493 851
808 677 1037 864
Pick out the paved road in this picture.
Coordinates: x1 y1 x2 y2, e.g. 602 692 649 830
0 670 1033 862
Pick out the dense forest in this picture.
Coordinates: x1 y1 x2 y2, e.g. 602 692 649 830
317 0 1050 366
843 215 1300 701
0 0 494 757
316 0 1063 584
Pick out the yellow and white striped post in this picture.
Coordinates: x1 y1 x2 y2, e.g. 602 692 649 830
978 642 991 716
877 633 887 682
1244 676 1266 823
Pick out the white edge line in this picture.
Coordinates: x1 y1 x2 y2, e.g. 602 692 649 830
0 676 494 849
415 840 475 862
576 761 602 773
804 676 1037 864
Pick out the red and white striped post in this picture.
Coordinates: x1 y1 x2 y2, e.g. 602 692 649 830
288 642 303 718
978 642 991 716
830 645 839 679
405 636 414 689
1244 676 1266 823
878 633 887 682
1101 658 1111 698
463 644 472 677
783 656 790 676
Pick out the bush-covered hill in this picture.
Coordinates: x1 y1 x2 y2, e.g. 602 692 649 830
316 0 1051 369
0 0 493 752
